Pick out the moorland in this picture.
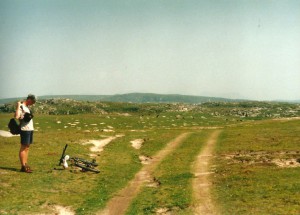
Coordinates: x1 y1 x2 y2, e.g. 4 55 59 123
0 96 300 214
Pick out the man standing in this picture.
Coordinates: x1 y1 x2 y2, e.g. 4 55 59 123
15 94 36 173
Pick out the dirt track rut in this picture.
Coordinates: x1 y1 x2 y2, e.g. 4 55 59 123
97 132 191 215
192 130 222 215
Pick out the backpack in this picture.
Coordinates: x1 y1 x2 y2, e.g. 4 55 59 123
8 118 21 135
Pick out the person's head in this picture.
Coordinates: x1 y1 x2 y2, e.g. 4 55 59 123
26 94 36 106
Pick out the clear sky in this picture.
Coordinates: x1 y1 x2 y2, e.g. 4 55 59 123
0 0 299 100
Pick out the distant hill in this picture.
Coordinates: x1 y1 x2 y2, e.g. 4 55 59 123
0 95 109 105
0 93 247 105
95 93 247 103
275 99 300 104
1 95 299 119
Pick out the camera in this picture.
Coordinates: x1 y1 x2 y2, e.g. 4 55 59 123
23 112 34 123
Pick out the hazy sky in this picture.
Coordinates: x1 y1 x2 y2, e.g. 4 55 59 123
1 0 299 100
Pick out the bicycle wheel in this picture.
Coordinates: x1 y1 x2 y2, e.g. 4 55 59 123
75 163 100 173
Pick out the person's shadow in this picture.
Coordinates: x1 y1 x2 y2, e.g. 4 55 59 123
0 166 19 172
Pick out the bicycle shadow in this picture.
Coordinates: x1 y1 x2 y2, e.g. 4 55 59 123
0 166 19 172
53 167 65 171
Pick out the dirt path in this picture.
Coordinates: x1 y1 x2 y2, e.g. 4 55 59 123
192 130 222 215
97 132 191 215
0 130 17 137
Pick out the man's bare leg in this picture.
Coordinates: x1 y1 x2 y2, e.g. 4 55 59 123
19 144 31 172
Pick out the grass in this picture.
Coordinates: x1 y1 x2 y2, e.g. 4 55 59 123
75 129 183 214
214 165 300 214
0 137 98 214
212 119 300 214
215 119 300 153
0 113 184 214
126 131 212 215
1 110 300 214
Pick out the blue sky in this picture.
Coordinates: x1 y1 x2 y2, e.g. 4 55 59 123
1 0 299 100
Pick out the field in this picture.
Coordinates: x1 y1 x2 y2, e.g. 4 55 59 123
0 101 300 214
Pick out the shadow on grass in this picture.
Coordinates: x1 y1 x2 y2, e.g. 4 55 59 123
0 166 19 172
53 167 65 171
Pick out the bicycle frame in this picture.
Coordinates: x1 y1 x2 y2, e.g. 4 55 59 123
58 144 100 173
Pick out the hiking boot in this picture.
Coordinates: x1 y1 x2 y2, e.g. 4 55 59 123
20 165 33 173
25 164 33 171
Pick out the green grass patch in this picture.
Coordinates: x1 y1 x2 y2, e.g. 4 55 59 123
75 129 182 214
213 164 300 214
212 120 300 214
126 131 212 215
217 120 300 153
2 111 300 214
0 113 184 214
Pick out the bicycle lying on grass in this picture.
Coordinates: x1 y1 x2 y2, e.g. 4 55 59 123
58 144 100 173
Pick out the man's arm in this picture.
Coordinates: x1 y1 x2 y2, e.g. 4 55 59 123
14 101 22 119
